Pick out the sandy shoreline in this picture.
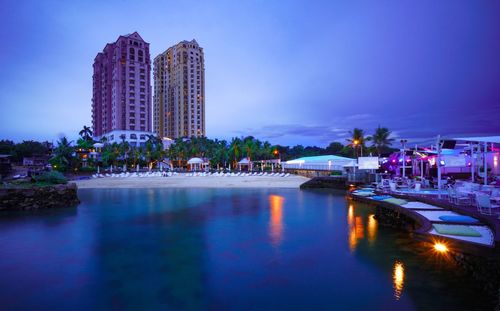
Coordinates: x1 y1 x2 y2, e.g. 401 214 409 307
74 174 310 189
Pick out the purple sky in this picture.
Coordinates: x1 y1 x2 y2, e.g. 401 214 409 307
1 0 499 147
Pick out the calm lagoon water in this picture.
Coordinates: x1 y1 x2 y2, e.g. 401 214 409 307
0 188 489 310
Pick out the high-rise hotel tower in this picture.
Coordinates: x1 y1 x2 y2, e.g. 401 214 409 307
153 39 205 139
92 32 153 146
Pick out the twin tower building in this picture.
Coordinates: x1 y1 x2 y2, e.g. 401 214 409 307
91 32 205 146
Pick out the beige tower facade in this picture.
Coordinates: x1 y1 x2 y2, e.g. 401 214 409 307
153 39 205 139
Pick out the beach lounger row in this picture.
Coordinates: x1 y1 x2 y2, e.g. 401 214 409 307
185 172 291 177
91 172 179 178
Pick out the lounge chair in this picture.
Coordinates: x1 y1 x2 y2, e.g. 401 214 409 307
389 182 396 192
454 188 472 205
475 194 500 216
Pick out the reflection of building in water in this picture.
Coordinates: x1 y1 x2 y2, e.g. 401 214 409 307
347 205 365 252
269 195 284 247
367 214 377 244
393 261 405 300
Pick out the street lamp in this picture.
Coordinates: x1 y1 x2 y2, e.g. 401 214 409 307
273 149 281 172
353 140 360 157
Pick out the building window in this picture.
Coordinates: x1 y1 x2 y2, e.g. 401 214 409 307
130 134 137 139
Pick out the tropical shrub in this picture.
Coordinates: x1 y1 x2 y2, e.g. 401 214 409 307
34 171 68 184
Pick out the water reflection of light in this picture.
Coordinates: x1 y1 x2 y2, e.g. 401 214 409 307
269 195 284 247
349 227 357 252
348 204 365 252
393 261 405 300
348 205 354 226
367 214 377 244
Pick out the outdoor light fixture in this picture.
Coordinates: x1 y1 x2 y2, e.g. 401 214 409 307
433 242 448 253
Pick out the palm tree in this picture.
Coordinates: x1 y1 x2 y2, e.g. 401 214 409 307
79 126 93 141
130 147 142 167
371 126 394 156
51 137 74 171
119 141 130 166
346 128 370 157
242 137 257 161
229 137 242 168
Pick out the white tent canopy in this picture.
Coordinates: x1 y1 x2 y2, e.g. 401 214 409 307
343 160 358 167
454 136 500 144
238 158 250 164
284 155 354 171
187 157 204 164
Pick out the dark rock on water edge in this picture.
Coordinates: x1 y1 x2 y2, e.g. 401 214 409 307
300 176 359 190
0 183 80 211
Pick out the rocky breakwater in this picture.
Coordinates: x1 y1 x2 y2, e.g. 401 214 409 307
0 183 80 211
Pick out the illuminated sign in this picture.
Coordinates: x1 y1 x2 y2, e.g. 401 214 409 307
358 157 380 170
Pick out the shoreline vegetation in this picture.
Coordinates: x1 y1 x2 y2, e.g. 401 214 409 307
0 126 395 178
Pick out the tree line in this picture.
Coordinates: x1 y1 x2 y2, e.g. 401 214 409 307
0 125 396 172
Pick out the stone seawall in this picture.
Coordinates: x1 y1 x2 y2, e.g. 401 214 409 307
300 176 362 190
0 183 80 211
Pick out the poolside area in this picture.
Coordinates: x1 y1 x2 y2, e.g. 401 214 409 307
350 188 500 254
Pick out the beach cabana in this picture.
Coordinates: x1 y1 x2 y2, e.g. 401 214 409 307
238 157 252 171
187 157 206 171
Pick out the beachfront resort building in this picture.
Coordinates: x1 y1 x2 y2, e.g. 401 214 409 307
92 32 155 146
153 39 205 139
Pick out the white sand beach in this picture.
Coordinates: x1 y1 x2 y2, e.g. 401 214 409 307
74 174 310 189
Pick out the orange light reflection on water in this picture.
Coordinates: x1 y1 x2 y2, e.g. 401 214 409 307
367 214 377 244
393 261 405 300
348 204 365 252
269 195 284 247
